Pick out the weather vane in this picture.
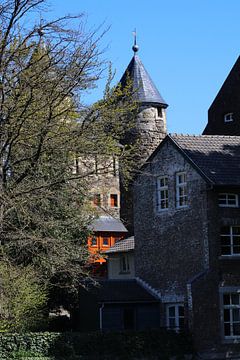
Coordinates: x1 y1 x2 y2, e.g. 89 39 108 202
132 28 139 53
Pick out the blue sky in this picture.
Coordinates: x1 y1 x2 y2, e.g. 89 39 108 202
46 0 240 134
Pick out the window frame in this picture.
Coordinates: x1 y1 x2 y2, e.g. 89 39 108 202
156 176 169 212
224 113 233 123
176 172 188 208
156 107 163 119
109 193 119 208
102 236 110 247
218 193 238 208
166 303 184 331
220 288 240 340
119 254 130 274
92 193 102 207
220 226 240 256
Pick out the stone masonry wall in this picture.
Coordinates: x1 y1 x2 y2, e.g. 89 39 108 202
134 139 208 297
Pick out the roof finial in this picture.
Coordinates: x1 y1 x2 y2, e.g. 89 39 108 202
132 29 139 53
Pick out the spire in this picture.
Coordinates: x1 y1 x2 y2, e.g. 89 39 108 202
120 37 168 107
132 29 139 54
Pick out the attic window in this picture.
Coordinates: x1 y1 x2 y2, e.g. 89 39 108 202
224 113 233 123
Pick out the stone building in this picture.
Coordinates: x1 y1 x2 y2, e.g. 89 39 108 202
203 56 240 136
134 133 240 354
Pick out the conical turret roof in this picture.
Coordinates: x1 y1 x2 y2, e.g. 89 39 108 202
120 54 168 107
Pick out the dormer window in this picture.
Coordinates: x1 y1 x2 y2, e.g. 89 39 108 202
224 113 233 123
156 107 163 119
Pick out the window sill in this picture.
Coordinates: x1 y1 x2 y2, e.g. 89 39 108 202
219 255 240 260
119 271 130 275
222 337 240 344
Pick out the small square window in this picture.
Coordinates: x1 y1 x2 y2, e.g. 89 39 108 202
93 194 101 206
91 237 97 247
218 193 238 207
102 237 109 247
224 113 233 123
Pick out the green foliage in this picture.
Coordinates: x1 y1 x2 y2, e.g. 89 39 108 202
0 262 48 332
0 330 195 359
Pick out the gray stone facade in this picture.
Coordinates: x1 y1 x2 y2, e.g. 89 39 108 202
134 135 240 354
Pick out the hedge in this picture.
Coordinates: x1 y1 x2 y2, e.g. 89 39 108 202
0 329 195 359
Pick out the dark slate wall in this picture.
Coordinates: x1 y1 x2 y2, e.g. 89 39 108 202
203 57 240 135
134 140 208 297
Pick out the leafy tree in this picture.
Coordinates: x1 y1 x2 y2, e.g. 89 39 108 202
0 260 47 332
0 0 138 322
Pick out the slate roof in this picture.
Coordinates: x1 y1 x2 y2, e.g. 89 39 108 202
89 216 128 233
105 236 134 254
169 134 240 186
120 55 167 107
93 279 159 303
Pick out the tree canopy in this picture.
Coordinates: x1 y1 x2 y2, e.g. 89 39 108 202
0 0 138 328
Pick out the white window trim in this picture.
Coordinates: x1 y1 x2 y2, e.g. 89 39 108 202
221 226 240 256
220 288 240 340
176 172 188 208
156 176 168 212
218 193 238 208
224 113 233 123
166 303 184 331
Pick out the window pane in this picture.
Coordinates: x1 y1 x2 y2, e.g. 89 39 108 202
224 309 230 322
224 294 231 305
233 323 240 336
224 323 231 336
168 306 175 317
221 246 231 255
231 294 240 305
233 246 240 254
102 237 109 246
233 227 240 235
233 309 240 321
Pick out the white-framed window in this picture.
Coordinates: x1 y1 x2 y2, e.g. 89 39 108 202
221 226 240 255
120 254 130 273
222 291 240 338
166 304 184 331
176 172 187 208
218 193 238 208
224 113 233 123
156 176 168 211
